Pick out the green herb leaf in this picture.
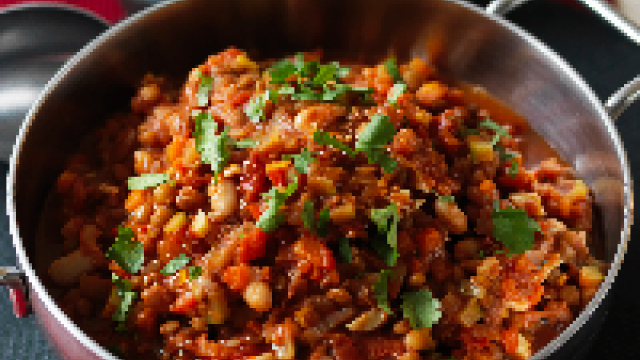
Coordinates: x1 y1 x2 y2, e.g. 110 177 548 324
479 119 510 146
301 199 316 233
197 73 214 107
256 176 299 232
373 270 394 314
370 204 400 266
313 130 357 157
338 238 353 264
387 83 407 105
401 289 442 329
234 138 258 149
127 173 170 190
496 144 519 178
161 253 192 276
111 275 137 325
301 199 331 237
438 195 455 203
283 149 316 174
509 162 519 178
193 112 230 178
188 266 203 280
245 90 276 123
269 59 297 84
491 205 541 255
106 226 144 274
384 58 403 83
317 207 331 238
355 113 398 173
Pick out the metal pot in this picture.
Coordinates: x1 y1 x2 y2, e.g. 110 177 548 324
2 0 637 359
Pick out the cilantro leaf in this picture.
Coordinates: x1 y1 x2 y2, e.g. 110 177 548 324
234 138 258 149
373 270 394 314
193 113 230 178
188 266 203 280
384 58 403 83
111 275 137 325
387 83 407 105
338 238 353 264
301 199 316 233
496 144 519 178
283 149 316 174
245 90 277 123
301 199 331 237
370 204 400 266
106 226 144 274
479 119 510 146
401 289 442 329
491 205 541 255
256 176 299 232
355 113 398 174
161 254 192 276
317 207 331 238
313 130 357 157
269 59 297 84
197 72 214 107
127 173 170 190
438 195 455 203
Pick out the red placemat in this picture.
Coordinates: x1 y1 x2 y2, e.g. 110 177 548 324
0 0 125 23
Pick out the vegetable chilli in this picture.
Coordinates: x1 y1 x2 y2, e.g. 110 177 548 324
47 47 605 360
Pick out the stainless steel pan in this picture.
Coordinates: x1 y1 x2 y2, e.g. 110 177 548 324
2 0 637 359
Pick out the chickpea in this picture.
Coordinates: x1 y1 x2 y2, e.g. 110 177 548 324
243 281 272 312
404 328 434 351
153 182 175 205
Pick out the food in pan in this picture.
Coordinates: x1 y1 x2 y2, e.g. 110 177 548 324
47 47 605 360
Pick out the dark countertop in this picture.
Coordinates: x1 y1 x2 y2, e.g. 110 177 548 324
1 0 639 358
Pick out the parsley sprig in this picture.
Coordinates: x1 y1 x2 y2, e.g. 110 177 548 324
337 238 353 263
127 173 170 190
106 226 144 274
491 200 542 255
282 149 317 174
301 199 331 237
384 58 404 83
196 71 214 107
387 83 407 106
313 130 358 157
355 113 398 174
373 269 394 314
193 112 230 179
111 275 137 325
245 90 278 123
256 176 299 232
401 289 442 329
161 254 192 276
370 203 400 266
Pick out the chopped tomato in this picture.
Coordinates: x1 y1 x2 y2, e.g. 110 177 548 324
171 291 197 314
236 228 268 263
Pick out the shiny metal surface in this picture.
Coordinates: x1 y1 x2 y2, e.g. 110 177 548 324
0 5 108 161
607 76 640 120
4 0 633 360
487 0 640 45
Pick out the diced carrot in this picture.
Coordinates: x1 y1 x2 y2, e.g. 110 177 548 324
501 327 519 356
223 264 252 292
266 160 292 187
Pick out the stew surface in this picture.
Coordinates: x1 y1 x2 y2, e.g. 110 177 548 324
47 48 605 360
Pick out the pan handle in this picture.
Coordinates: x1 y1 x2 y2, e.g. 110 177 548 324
486 0 640 120
488 0 640 45
0 266 30 318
